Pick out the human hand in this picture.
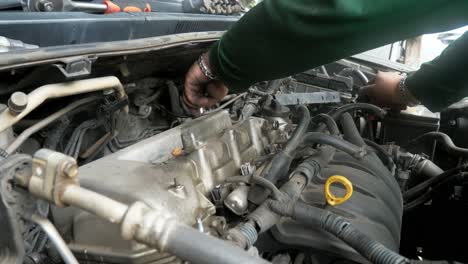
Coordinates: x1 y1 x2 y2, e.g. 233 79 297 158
360 71 406 110
184 53 228 116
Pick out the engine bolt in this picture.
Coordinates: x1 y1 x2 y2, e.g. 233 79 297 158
63 162 78 178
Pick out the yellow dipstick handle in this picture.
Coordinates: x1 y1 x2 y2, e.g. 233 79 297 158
324 175 353 206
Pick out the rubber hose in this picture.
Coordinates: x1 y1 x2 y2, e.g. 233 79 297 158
363 138 395 173
330 103 387 120
404 172 468 212
404 165 468 201
312 113 340 135
292 202 409 264
301 132 365 159
283 105 311 154
249 105 310 204
340 113 366 147
406 132 468 157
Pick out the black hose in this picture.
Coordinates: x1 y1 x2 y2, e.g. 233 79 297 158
288 202 408 264
404 165 468 201
284 105 311 154
404 172 468 212
301 132 366 159
363 138 395 173
404 190 432 213
312 113 340 135
340 113 366 147
251 175 282 200
406 132 468 157
330 103 387 120
248 105 310 204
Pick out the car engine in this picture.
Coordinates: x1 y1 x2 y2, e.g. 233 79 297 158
0 37 467 264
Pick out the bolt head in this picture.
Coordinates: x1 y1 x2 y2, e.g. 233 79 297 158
63 162 78 178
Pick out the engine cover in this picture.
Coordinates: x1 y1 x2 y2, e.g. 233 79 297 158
271 151 403 263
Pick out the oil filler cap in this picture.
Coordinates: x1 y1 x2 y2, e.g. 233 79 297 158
324 175 353 206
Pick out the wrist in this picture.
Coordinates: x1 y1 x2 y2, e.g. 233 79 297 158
397 75 420 107
198 52 219 80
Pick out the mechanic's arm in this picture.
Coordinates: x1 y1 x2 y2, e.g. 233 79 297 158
365 32 468 112
184 0 467 109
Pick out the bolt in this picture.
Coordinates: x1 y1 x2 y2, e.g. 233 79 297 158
8 92 28 115
63 162 78 178
38 0 54 11
173 178 185 190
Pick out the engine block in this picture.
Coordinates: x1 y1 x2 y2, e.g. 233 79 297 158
54 111 269 263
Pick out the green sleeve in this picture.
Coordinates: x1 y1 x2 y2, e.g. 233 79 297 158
210 0 468 94
406 32 468 112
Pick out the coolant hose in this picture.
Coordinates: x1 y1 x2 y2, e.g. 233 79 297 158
406 132 468 158
288 202 409 264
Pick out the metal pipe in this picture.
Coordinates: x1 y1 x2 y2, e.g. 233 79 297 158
0 76 127 133
354 69 369 84
5 97 99 154
205 92 247 114
70 2 107 12
30 214 79 264
61 184 128 224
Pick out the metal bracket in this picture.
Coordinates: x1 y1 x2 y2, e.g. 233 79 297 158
274 92 341 106
54 56 95 78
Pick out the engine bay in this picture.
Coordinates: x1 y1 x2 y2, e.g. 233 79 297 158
1 36 468 264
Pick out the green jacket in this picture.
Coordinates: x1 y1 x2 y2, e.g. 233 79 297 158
209 0 468 112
